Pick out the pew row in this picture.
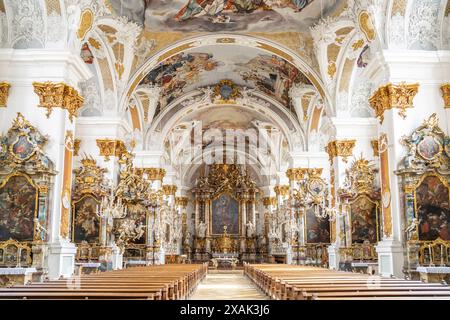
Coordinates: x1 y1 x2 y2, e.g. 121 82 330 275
244 264 450 300
0 263 208 300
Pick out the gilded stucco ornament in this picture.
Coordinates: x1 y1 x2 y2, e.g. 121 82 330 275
96 139 126 161
175 197 189 208
33 82 84 122
262 197 277 207
441 84 450 108
162 185 177 196
286 168 307 181
326 139 357 164
0 82 11 108
369 83 419 123
77 9 94 39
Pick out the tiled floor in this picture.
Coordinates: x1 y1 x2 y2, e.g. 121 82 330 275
190 270 269 300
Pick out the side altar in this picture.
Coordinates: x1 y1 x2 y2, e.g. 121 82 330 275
187 164 261 264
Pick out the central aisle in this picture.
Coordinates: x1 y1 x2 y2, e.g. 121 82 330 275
190 270 269 300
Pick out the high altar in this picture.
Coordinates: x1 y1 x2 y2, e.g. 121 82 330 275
189 164 260 263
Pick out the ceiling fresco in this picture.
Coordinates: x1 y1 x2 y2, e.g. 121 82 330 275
144 0 342 32
108 1 344 32
139 45 313 112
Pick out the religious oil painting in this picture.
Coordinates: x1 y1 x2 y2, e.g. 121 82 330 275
350 196 378 244
73 196 100 243
305 208 330 244
0 175 37 241
11 134 35 161
417 136 441 161
212 193 239 235
416 175 450 241
128 210 147 244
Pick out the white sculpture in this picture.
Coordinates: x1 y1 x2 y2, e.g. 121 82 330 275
197 221 207 238
246 221 255 238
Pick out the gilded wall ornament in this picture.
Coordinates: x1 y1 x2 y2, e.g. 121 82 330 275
74 139 81 156
371 139 379 157
96 139 126 161
0 82 11 108
213 79 240 103
73 155 108 197
369 82 419 123
339 155 377 197
326 139 357 163
77 9 94 39
358 11 376 42
441 84 450 108
33 81 84 122
398 113 449 171
194 164 257 200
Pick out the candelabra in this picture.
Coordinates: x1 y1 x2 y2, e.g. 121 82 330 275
96 190 127 246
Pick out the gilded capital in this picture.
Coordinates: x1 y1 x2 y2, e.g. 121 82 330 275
262 197 277 207
307 168 323 178
274 185 290 197
139 167 166 181
326 139 356 163
96 139 126 161
441 84 450 108
33 81 84 122
162 184 177 196
0 82 11 107
175 196 189 208
369 82 419 123
286 168 307 181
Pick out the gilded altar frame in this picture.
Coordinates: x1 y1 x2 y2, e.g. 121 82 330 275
0 113 55 270
395 114 450 271
337 156 381 263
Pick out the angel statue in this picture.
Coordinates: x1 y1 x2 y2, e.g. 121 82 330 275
197 221 207 239
133 222 146 241
34 218 47 241
246 221 256 238
405 218 419 240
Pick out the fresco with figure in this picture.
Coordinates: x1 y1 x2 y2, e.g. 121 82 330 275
350 196 378 244
143 0 342 32
305 208 330 243
0 175 37 241
212 194 239 235
73 196 100 243
140 45 312 118
417 175 450 241
141 52 220 110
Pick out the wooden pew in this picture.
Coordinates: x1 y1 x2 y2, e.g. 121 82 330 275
243 263 450 300
0 263 208 300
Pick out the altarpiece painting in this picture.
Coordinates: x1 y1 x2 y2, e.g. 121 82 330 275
0 174 37 241
211 193 239 235
305 208 330 244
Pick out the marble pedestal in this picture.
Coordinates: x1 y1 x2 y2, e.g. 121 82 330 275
376 240 404 278
327 244 340 270
47 240 77 279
